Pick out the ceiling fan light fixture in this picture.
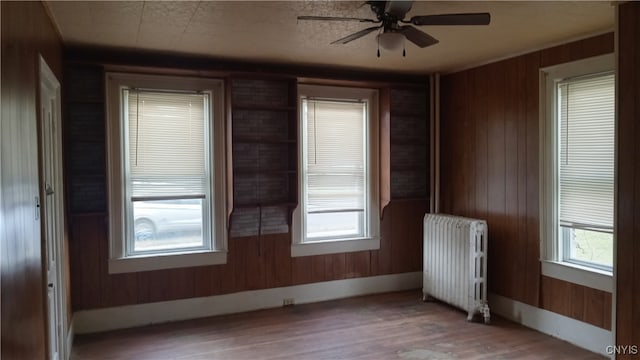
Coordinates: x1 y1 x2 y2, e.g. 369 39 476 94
377 32 404 51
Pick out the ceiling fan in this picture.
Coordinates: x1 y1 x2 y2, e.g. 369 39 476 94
298 1 490 56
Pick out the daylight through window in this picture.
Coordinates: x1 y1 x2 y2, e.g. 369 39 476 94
303 98 367 240
106 73 226 273
557 72 614 270
292 85 379 257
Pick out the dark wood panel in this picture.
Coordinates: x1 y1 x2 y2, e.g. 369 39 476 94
135 272 151 304
193 266 214 298
603 292 612 331
472 67 489 223
73 216 103 309
503 57 520 301
215 261 237 296
1 2 63 359
168 267 196 301
325 253 346 280
230 236 248 291
451 71 469 216
540 276 611 330
291 256 314 285
345 251 371 279
311 255 327 282
570 283 586 321
616 2 640 356
263 233 292 288
514 55 529 304
583 287 605 329
523 51 542 308
486 61 507 297
389 200 426 274
97 214 113 308
109 273 138 307
439 34 613 323
540 276 571 320
540 33 614 68
244 236 264 290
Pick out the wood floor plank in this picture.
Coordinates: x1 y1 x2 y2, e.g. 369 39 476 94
72 291 604 360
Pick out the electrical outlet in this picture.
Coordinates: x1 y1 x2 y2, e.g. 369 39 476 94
282 298 295 306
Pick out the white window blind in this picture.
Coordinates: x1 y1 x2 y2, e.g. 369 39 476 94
304 99 366 215
125 89 209 199
558 73 614 231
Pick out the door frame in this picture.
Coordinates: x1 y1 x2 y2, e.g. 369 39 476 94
39 55 68 360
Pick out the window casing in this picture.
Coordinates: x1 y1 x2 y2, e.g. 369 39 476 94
107 73 227 273
292 85 379 257
540 54 614 292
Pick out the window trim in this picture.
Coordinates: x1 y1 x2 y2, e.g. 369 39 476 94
106 73 227 273
539 54 614 291
291 85 380 257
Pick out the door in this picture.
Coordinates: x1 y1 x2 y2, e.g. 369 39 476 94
40 57 66 360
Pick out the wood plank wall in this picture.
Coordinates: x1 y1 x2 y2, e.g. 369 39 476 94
439 33 613 329
616 2 640 356
69 202 425 310
0 1 63 358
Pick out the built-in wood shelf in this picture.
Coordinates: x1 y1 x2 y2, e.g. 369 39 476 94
389 87 429 202
228 77 299 237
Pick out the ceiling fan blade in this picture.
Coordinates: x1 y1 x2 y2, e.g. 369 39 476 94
331 25 382 45
409 13 491 26
399 26 439 48
297 15 378 23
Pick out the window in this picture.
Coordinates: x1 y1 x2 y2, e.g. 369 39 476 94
540 54 614 291
292 85 379 257
106 73 226 273
558 74 614 270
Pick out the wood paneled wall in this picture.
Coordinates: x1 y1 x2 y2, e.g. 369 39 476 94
1 1 63 358
616 2 640 356
440 33 613 329
69 201 426 310
64 52 428 310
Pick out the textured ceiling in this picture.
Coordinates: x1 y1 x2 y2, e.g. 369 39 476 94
45 1 615 74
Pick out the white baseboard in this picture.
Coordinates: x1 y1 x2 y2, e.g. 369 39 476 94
489 293 613 357
74 272 422 334
65 320 74 360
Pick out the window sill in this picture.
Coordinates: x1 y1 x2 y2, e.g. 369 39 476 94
540 260 612 293
291 237 380 257
109 250 227 274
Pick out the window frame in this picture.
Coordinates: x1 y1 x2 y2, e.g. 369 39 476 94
539 54 614 292
291 85 380 257
106 73 227 274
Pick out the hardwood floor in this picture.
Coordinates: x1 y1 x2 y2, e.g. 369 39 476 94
72 291 604 359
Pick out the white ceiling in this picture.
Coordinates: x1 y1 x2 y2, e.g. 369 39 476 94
45 1 615 74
